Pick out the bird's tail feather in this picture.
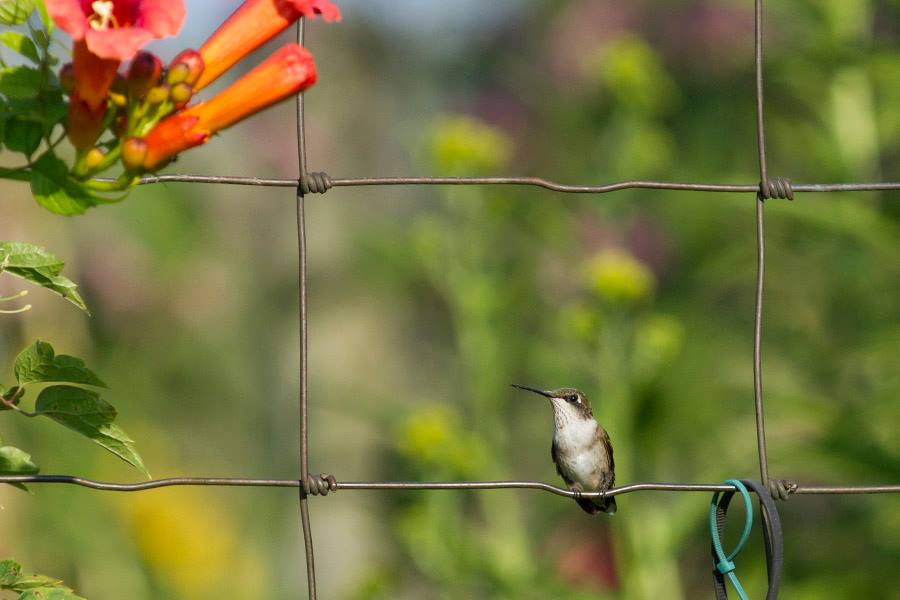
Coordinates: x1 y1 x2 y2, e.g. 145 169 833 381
600 496 617 515
575 496 617 515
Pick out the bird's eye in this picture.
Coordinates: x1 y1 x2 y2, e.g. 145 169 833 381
567 395 578 403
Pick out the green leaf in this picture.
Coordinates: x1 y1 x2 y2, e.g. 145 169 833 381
4 117 42 155
0 446 39 475
35 90 67 129
14 341 105 387
0 241 88 312
0 32 39 63
0 561 82 598
0 559 22 587
0 66 41 100
9 574 63 591
34 1 52 34
0 0 35 25
0 444 34 491
19 587 86 599
35 386 149 477
30 153 117 216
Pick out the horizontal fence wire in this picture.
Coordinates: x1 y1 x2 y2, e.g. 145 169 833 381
4 475 900 496
4 2 900 599
92 173 900 194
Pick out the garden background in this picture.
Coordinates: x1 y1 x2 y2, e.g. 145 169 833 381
2 0 900 598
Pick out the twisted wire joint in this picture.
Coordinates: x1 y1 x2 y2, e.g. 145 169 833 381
759 177 794 200
300 171 334 195
767 479 798 501
303 473 338 496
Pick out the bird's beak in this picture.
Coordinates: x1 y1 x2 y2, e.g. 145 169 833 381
511 383 552 398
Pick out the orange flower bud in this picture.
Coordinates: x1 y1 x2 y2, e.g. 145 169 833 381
122 137 149 171
84 147 106 170
127 51 163 99
146 84 170 105
169 82 193 106
166 64 189 86
143 44 316 170
169 49 204 86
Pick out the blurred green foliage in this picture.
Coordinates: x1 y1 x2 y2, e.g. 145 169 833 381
3 0 900 598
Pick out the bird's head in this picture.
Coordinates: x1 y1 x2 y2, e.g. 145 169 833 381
511 384 594 425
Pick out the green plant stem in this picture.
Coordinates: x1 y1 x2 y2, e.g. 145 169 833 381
0 391 36 418
82 174 139 192
0 168 33 182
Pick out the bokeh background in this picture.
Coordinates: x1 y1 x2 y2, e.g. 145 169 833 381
3 0 900 598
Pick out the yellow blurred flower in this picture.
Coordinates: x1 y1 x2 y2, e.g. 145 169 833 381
590 35 679 115
122 488 264 599
399 404 454 464
583 250 655 304
428 115 513 175
397 405 486 477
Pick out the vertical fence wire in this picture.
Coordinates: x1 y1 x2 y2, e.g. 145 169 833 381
295 17 319 600
753 0 771 489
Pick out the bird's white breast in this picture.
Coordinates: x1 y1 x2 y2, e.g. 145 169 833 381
554 418 607 490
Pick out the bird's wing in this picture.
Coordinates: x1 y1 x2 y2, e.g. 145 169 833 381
550 439 572 485
600 428 615 487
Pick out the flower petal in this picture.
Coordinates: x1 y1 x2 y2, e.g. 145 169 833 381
137 0 186 38
194 0 339 91
287 0 342 21
85 26 155 61
45 0 89 40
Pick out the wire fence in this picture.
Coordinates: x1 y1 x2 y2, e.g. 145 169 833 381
5 2 900 598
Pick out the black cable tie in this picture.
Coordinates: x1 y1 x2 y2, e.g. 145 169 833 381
712 479 784 600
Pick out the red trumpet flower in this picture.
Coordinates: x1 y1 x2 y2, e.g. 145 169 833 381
46 0 185 61
194 0 340 91
141 44 317 170
47 0 185 108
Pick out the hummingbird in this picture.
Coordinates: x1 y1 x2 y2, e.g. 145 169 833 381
512 384 616 515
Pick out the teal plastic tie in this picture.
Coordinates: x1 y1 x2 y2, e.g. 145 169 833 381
709 479 753 600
